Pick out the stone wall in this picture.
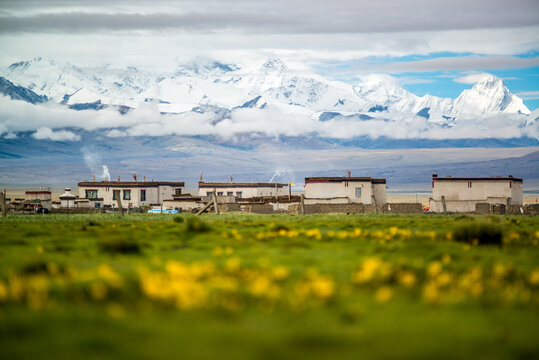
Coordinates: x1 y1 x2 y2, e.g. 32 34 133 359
476 203 536 215
243 204 274 214
218 203 242 212
381 203 424 214
287 202 423 215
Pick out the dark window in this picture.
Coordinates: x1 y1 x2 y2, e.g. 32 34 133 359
467 181 472 188
140 190 146 201
86 190 98 199
175 188 182 195
95 202 101 208
207 191 214 196
236 191 242 198
217 192 223 196
227 192 233 196
113 191 118 200
123 190 131 200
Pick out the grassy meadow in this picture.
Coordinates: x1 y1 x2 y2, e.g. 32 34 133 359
0 213 538 360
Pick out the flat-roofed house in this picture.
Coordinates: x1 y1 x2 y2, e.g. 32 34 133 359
198 182 288 199
304 177 387 204
429 174 523 213
77 181 185 208
25 190 52 202
25 190 52 210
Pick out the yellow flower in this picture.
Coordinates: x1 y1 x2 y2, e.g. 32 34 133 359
528 268 539 286
0 281 8 301
272 266 289 280
90 282 107 300
507 232 520 242
435 272 453 287
441 254 451 265
310 275 335 299
225 257 241 273
427 261 442 277
422 282 440 303
398 271 416 288
306 228 322 240
375 286 393 303
97 264 123 287
212 247 223 257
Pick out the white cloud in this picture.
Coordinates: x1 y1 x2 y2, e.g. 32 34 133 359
0 92 536 142
4 132 17 139
453 73 495 84
515 90 539 100
105 129 128 137
31 127 81 141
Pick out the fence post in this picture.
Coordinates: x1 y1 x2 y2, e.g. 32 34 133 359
212 192 220 215
441 196 447 214
371 195 378 214
115 190 124 217
300 194 305 215
1 189 7 217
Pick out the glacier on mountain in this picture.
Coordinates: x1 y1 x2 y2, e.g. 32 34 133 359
0 57 535 141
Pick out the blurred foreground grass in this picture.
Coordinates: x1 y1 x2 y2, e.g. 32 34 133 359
0 213 538 360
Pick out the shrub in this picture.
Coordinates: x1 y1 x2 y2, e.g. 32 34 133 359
99 238 141 254
173 216 184 223
184 216 211 233
269 223 289 232
453 222 503 246
20 260 49 274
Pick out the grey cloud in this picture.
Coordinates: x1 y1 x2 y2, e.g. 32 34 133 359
0 0 538 34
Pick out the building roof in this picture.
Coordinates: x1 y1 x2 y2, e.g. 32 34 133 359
305 177 386 184
78 181 185 188
25 191 51 195
199 182 287 188
432 176 523 182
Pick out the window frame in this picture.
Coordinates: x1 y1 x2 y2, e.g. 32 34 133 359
140 189 146 201
85 189 98 199
355 187 362 198
123 190 131 200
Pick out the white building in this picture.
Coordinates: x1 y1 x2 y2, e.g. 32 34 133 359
77 181 185 208
304 177 387 204
59 188 77 208
429 174 523 213
198 182 288 198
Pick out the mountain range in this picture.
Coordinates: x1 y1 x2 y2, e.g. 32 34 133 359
0 57 533 126
0 57 537 187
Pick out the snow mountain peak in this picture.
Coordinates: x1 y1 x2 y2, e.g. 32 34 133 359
0 57 532 126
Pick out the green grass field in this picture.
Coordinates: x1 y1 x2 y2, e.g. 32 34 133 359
0 213 538 360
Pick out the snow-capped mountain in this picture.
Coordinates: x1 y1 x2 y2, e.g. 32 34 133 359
0 57 530 116
451 75 529 117
0 57 532 131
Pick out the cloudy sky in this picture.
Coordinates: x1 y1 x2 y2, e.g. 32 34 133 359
0 0 538 108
